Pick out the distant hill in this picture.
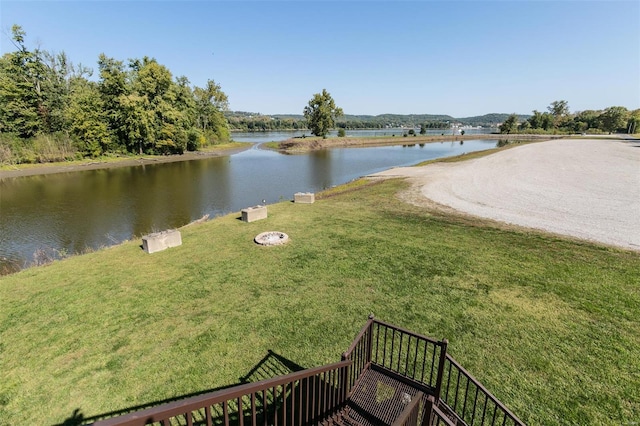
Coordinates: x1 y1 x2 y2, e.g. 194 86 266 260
458 113 530 126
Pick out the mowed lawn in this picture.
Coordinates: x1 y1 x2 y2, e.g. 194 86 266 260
0 178 638 425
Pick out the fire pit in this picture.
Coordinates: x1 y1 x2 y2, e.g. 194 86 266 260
254 231 289 246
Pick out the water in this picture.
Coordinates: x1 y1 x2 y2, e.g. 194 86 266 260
0 139 498 272
231 127 493 143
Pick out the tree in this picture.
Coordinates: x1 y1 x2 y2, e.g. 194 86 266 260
193 79 230 144
65 77 111 156
548 100 570 128
527 110 553 131
572 110 600 133
599 106 629 133
627 109 640 134
0 25 46 137
303 89 343 138
500 114 518 134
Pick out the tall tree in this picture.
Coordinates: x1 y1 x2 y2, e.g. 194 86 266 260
303 89 343 138
193 79 230 144
65 77 111 156
500 114 518 134
0 25 45 136
98 54 129 150
548 100 571 129
599 106 629 133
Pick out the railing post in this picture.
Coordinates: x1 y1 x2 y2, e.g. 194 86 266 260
340 356 350 400
434 339 448 402
422 396 435 426
366 314 375 365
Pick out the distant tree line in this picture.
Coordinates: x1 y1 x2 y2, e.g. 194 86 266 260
500 100 640 135
0 25 230 165
225 113 495 133
225 114 306 131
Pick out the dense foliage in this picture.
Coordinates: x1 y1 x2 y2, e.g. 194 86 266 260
501 100 640 134
303 89 343 138
0 25 230 164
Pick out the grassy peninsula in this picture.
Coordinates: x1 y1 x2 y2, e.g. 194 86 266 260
0 175 638 425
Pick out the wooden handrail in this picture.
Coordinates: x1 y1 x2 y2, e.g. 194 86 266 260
372 318 444 347
92 360 351 426
342 315 375 360
442 354 525 426
391 391 424 426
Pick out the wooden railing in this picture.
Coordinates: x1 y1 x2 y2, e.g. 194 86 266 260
424 397 457 426
343 317 525 426
439 355 524 426
91 317 525 426
92 360 351 426
391 391 425 426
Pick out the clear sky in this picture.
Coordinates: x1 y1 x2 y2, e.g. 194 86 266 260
1 1 638 117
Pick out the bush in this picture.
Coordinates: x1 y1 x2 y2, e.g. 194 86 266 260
337 128 346 137
0 132 79 164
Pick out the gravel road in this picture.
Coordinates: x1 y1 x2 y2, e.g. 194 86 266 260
372 138 640 251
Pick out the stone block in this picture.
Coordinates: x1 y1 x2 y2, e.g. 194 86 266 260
142 229 182 254
241 205 267 222
294 192 315 204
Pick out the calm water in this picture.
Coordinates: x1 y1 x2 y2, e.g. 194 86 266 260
231 127 493 143
0 139 498 272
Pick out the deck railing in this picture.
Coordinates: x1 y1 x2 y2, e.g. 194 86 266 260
391 391 425 426
439 355 524 426
343 317 525 426
342 317 448 397
91 317 525 426
92 360 351 426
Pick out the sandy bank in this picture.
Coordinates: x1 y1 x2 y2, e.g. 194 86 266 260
371 138 640 251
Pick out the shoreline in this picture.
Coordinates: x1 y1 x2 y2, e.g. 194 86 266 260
0 143 253 179
272 133 559 152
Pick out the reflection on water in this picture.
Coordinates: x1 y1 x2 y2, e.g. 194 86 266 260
1 140 498 272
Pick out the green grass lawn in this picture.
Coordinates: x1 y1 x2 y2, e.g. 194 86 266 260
0 179 638 425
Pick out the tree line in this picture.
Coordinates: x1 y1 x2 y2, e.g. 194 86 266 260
0 25 230 164
500 100 640 135
226 112 532 132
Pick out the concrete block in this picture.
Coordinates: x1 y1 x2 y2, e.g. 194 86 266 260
294 192 315 204
142 229 182 254
241 205 267 222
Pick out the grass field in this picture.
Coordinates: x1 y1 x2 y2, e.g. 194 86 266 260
0 178 638 425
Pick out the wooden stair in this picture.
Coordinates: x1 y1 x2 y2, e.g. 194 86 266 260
321 368 427 426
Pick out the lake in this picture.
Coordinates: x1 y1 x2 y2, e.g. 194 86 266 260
231 127 494 143
0 138 498 273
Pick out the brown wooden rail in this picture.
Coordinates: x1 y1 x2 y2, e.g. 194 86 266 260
342 317 525 426
440 354 524 426
390 391 424 426
90 317 526 426
92 360 351 426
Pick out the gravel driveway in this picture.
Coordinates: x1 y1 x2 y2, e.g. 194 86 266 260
372 138 640 251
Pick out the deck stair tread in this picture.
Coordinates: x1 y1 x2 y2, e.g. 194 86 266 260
323 368 426 426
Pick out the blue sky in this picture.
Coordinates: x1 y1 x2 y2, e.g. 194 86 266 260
1 1 638 117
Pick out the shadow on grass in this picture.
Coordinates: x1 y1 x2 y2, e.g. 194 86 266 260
54 350 305 426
